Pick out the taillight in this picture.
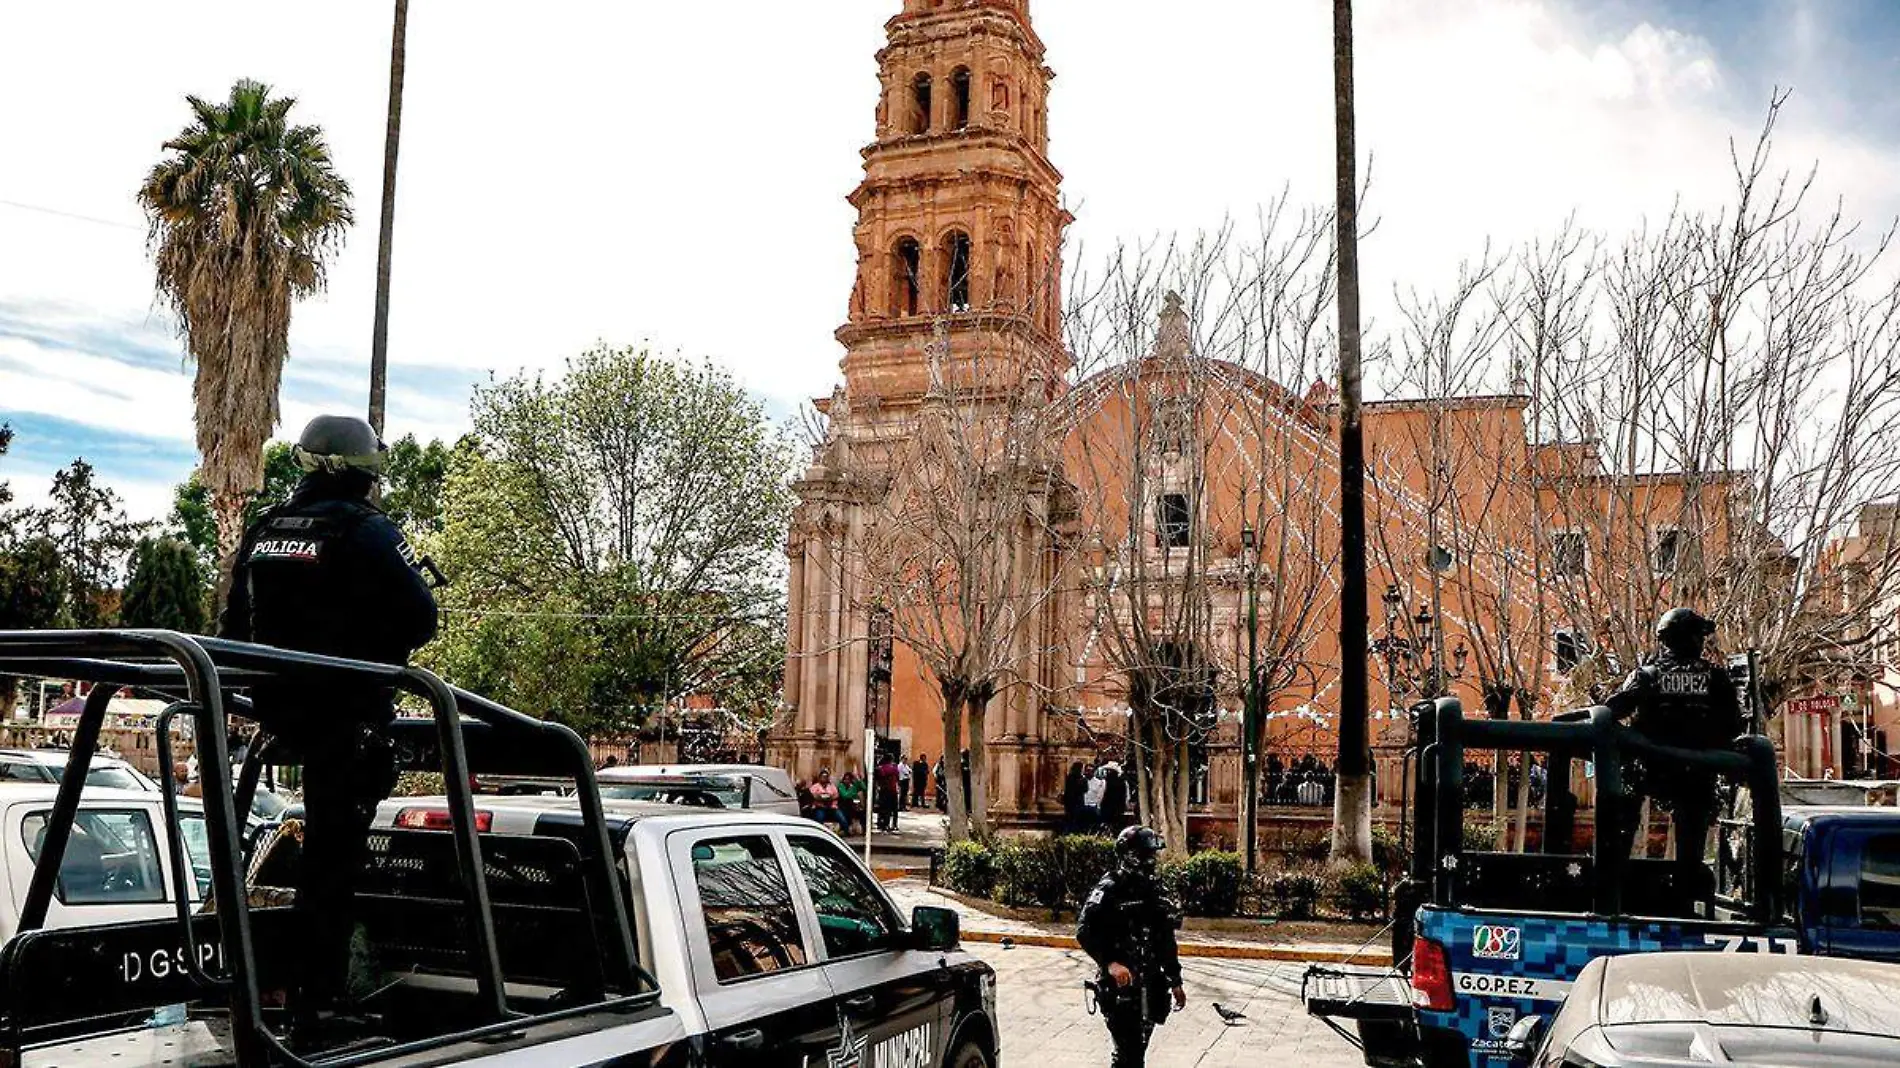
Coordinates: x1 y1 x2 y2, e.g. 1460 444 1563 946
395 807 493 833
1410 936 1455 1012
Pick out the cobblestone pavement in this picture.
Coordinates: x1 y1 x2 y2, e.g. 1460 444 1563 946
970 940 1367 1067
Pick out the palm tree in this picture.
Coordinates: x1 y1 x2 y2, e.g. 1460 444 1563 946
1331 0 1375 867
139 79 353 598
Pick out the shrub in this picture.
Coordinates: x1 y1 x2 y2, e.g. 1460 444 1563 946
1164 851 1244 918
940 840 997 898
1055 834 1117 910
1279 827 1332 865
1331 863 1387 921
1370 826 1406 877
1265 870 1324 920
994 837 1066 911
1462 820 1499 853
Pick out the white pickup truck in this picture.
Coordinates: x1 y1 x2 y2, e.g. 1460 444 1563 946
0 783 214 944
13 794 999 1068
0 629 998 1068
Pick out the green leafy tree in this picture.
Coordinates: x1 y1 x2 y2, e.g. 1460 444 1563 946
139 79 353 595
0 422 14 527
169 442 301 568
29 460 144 627
383 434 457 535
422 346 794 737
120 537 211 633
0 537 69 719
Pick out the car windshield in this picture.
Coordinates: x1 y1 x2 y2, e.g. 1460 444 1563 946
78 765 151 791
601 777 746 808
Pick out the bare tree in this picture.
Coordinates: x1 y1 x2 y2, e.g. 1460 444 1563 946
1527 101 1900 741
845 315 1072 843
1063 219 1338 853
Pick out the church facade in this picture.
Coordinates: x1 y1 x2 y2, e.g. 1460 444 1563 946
768 0 1740 836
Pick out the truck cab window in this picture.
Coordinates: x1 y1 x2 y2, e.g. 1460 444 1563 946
690 836 808 981
788 835 897 958
1861 834 1900 929
23 810 165 905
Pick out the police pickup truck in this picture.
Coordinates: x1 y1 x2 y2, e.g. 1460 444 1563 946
1302 696 1898 1068
0 629 999 1068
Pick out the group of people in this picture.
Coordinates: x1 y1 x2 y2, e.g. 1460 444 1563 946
797 751 937 834
1458 755 1549 809
1263 754 1337 807
1061 759 1132 834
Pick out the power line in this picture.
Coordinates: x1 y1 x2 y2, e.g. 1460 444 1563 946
0 197 143 232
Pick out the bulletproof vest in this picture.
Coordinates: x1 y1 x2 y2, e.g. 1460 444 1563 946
241 496 404 671
1630 653 1730 751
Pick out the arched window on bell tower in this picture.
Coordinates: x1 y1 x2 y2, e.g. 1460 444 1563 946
910 73 933 135
945 231 972 312
893 238 923 317
950 68 972 130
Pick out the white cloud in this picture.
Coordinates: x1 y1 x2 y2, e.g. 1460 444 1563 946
3 0 1898 521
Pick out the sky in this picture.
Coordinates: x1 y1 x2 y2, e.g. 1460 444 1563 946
3 0 1900 522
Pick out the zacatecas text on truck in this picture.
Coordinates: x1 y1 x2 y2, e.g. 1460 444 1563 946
0 629 1001 1068
1303 694 1900 1068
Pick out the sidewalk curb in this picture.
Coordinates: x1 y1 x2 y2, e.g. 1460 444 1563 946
956 928 1392 966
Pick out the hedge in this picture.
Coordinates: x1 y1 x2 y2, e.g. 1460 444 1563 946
937 837 1387 921
1330 863 1387 921
1162 851 1244 918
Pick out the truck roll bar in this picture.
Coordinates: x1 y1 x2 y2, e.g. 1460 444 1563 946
1411 696 1782 924
0 629 652 1067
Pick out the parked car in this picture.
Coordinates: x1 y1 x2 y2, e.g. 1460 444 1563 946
0 782 212 941
0 748 160 793
1505 951 1900 1067
598 763 801 817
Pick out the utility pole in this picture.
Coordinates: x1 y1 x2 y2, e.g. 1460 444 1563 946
1331 0 1373 866
367 0 409 436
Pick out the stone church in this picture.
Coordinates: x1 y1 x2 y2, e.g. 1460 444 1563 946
770 0 1080 826
767 0 1728 836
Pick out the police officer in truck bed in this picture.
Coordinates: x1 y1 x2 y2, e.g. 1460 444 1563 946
1077 826 1186 1068
1605 607 1747 882
220 414 438 1025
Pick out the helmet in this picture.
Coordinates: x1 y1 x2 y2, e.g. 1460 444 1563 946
293 415 387 477
1114 825 1166 878
1655 607 1715 652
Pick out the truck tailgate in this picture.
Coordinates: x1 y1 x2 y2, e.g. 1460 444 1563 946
1416 905 1799 1066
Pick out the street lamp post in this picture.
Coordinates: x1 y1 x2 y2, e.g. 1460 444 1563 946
1240 526 1260 874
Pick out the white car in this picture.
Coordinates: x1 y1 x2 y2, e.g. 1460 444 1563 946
0 783 211 942
597 763 801 817
0 749 160 793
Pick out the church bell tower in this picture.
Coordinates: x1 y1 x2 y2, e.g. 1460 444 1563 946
773 0 1070 787
841 0 1071 404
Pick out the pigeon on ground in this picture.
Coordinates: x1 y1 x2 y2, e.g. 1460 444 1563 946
999 936 1015 950
1213 1003 1246 1026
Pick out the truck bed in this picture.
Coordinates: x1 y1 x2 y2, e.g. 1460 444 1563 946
21 1001 689 1068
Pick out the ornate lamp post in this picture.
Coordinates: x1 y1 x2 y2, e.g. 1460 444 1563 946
1240 526 1260 873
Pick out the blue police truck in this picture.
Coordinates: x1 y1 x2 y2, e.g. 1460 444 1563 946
1304 696 1900 1068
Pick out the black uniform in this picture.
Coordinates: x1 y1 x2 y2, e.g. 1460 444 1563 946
1605 644 1747 878
221 472 438 1009
1076 868 1183 1068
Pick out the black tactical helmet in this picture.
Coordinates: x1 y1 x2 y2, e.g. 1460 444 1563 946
293 415 387 478
1655 607 1715 652
1115 825 1166 876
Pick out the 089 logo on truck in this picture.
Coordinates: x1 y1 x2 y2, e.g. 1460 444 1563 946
1472 925 1521 960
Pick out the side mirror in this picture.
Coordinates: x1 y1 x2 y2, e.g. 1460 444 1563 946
1503 1015 1546 1064
910 905 959 952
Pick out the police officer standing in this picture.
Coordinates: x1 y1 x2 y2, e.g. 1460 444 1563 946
1605 607 1747 880
220 415 438 1025
1077 826 1186 1068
